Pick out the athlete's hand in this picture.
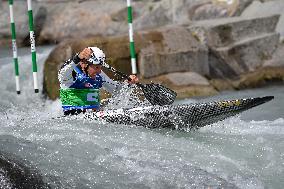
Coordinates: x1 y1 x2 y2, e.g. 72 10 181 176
127 75 139 84
78 48 92 61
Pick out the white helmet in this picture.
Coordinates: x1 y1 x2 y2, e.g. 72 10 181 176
87 47 105 65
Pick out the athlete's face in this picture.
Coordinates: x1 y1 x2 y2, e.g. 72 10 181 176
87 64 102 78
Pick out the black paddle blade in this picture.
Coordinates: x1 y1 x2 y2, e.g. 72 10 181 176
140 83 177 106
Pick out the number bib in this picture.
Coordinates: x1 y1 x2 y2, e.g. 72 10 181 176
60 88 100 108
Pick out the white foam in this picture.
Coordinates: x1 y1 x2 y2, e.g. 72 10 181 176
0 47 283 188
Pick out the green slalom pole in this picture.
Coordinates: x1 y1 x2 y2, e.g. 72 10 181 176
9 0 20 94
127 0 137 74
27 0 39 93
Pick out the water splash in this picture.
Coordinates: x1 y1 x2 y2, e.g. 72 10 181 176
0 47 283 188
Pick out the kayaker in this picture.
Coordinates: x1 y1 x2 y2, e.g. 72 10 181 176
58 47 138 116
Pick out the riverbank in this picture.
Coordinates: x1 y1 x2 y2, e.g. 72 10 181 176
1 0 284 100
42 18 284 100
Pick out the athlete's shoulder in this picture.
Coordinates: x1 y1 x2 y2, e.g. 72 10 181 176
60 58 73 69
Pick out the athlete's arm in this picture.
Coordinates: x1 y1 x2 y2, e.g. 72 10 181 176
58 53 83 88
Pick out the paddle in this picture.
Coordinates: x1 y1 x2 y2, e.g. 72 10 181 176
102 62 177 106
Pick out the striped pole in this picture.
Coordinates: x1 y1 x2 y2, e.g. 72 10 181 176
9 0 20 94
127 0 137 74
27 0 39 93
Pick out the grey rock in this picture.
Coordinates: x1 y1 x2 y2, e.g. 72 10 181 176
139 26 209 79
209 32 280 79
190 2 229 21
0 0 259 47
39 0 126 43
188 14 280 79
165 72 210 86
241 0 284 40
189 14 280 48
264 42 284 67
135 0 210 30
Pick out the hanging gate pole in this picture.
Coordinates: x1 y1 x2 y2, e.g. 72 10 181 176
8 0 20 94
127 0 137 74
27 0 39 93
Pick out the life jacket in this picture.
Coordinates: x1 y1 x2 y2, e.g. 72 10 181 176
60 73 103 111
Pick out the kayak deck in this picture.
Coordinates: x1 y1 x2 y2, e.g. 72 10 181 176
84 96 274 130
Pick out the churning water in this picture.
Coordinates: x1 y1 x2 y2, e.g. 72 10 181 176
0 46 283 189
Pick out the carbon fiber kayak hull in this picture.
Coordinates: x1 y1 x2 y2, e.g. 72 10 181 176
84 96 274 129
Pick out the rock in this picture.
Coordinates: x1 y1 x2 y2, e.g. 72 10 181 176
0 0 127 46
142 72 218 99
188 0 255 21
135 0 208 29
189 15 280 48
43 12 283 100
210 78 235 91
189 15 280 79
38 0 126 43
233 66 284 89
241 0 284 40
135 0 253 29
211 32 279 77
190 3 229 21
139 26 209 78
210 65 284 91
210 66 284 91
174 86 218 99
135 1 171 29
165 72 210 86
264 42 284 67
223 0 255 16
189 0 246 21
1 0 255 47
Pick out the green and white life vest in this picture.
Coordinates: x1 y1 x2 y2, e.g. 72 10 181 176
60 88 100 111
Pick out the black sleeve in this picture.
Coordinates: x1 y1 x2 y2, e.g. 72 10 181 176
60 53 81 69
72 53 82 64
59 53 82 81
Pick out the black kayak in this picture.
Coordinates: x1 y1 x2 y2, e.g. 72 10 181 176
84 96 274 130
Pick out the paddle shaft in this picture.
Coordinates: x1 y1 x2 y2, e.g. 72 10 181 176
102 62 177 105
103 63 140 84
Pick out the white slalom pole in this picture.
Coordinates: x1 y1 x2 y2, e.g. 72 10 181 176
127 0 137 74
9 0 21 94
27 0 39 93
